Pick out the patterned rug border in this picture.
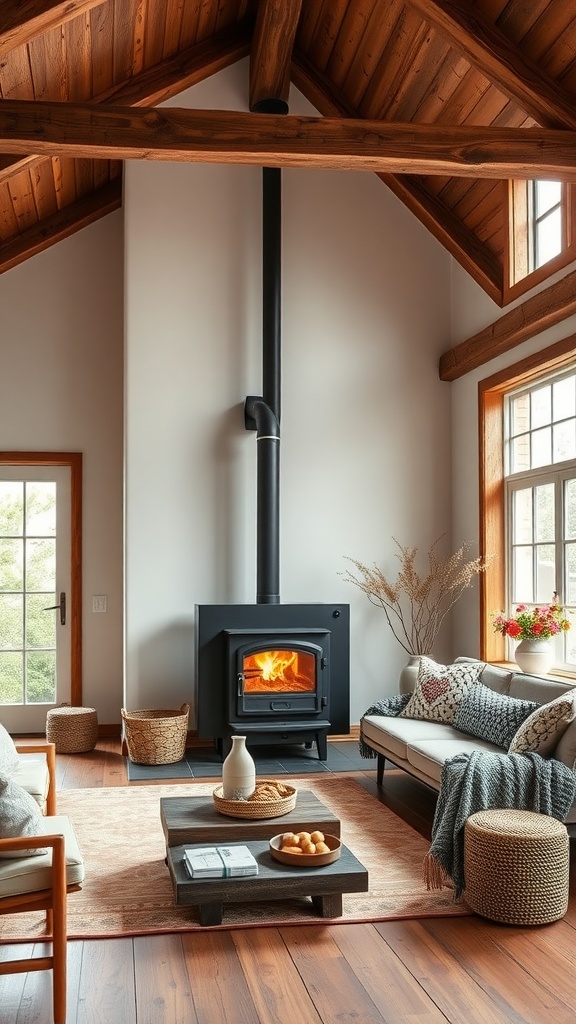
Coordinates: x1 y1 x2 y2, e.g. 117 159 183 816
1 778 471 940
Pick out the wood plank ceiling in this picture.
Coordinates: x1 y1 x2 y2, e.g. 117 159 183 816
2 0 576 323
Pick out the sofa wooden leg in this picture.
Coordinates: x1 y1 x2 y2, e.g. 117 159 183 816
377 753 385 785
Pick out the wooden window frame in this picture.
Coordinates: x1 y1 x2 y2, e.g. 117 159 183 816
480 338 576 662
504 180 576 306
0 451 83 705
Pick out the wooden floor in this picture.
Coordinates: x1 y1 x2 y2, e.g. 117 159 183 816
2 737 576 1023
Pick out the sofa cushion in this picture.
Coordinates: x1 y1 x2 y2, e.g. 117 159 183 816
453 684 538 749
0 773 48 858
406 734 502 785
508 691 576 756
400 657 483 724
361 715 461 761
508 673 576 704
0 723 20 776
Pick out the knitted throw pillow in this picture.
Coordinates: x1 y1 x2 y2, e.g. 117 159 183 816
0 772 48 859
454 684 539 749
399 657 483 724
508 691 576 756
0 723 20 776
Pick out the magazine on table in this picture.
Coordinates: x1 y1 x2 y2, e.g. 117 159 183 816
184 845 258 878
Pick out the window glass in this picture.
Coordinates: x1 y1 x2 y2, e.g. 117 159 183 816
535 180 561 216
504 368 576 670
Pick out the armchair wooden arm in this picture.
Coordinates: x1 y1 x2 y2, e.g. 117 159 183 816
15 740 57 815
0 831 73 1024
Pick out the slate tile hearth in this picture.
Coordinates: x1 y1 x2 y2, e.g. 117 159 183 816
126 739 367 782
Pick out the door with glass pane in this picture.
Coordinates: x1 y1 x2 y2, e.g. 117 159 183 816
0 458 79 733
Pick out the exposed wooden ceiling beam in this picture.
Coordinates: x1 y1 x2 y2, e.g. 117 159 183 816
0 179 122 275
250 0 303 110
439 268 576 381
2 102 576 179
291 53 503 303
407 0 576 130
0 24 251 185
0 0 106 56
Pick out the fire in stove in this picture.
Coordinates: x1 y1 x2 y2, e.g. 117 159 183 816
243 648 315 693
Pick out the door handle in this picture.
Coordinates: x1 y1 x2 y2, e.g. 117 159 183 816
43 591 66 626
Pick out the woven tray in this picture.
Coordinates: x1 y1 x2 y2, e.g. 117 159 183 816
213 780 297 819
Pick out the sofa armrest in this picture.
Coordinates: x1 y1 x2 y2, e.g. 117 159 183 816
15 742 57 816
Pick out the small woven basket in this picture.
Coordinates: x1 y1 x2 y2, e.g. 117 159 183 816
464 808 569 925
213 780 297 819
46 706 98 753
121 703 189 765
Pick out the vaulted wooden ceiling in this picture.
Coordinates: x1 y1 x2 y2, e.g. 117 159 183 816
2 0 576 314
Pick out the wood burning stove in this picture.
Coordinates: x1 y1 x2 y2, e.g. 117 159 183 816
195 604 349 759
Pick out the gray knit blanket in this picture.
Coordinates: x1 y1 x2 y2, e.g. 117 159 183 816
358 693 411 759
425 750 576 900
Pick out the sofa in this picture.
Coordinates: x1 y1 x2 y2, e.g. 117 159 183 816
360 656 576 834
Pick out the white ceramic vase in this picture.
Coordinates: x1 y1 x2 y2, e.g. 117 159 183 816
221 735 256 800
399 654 430 694
514 638 554 676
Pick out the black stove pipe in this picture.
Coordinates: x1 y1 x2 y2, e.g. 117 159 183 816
244 163 283 605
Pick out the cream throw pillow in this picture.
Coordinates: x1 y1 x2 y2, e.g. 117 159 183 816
399 656 483 724
0 723 20 776
508 691 576 756
0 772 48 858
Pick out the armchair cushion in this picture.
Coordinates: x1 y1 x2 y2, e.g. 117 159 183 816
0 814 84 896
0 773 48 858
0 724 20 776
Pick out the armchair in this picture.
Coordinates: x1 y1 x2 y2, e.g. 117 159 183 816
0 816 84 1024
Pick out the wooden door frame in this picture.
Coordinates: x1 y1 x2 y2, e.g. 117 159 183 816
0 452 82 706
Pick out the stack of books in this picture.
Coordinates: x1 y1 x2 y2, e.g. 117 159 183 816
184 844 259 878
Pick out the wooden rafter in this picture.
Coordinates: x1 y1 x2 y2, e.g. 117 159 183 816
439 268 576 381
0 25 252 186
407 0 576 130
0 180 122 275
0 0 106 57
250 0 303 110
2 102 576 180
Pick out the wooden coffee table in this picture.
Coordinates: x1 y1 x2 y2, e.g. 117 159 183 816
160 789 341 847
166 838 369 925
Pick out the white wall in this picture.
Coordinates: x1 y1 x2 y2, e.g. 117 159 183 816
0 214 124 725
450 257 576 653
124 59 454 724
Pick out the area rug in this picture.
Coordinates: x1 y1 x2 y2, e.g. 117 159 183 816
0 778 470 940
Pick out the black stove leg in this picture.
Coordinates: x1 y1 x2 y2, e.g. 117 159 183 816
316 731 328 761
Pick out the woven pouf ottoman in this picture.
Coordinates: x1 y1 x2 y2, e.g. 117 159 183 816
464 808 569 925
46 706 99 753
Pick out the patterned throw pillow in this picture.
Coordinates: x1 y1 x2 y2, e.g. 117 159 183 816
0 723 20 776
399 657 483 724
453 684 538 749
0 772 48 859
509 691 576 756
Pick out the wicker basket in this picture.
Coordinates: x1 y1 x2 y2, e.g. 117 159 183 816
121 703 190 765
213 780 297 819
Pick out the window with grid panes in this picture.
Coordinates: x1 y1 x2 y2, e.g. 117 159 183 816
504 370 576 671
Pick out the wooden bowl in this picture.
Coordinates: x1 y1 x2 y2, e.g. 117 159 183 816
269 832 341 867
